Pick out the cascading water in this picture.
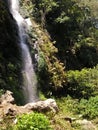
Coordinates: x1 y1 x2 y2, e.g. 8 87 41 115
8 0 38 103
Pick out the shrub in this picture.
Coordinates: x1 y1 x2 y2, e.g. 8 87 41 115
66 65 98 98
14 112 53 130
75 96 98 119
39 40 66 90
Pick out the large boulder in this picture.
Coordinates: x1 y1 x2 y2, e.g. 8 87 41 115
24 98 58 113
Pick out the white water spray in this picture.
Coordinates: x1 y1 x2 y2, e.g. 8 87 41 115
8 0 38 103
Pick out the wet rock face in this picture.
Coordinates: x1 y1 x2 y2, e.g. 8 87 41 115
0 91 58 118
0 0 18 44
0 0 21 101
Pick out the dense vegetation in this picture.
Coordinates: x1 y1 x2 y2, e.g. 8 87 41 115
0 0 98 129
31 0 98 96
13 112 53 130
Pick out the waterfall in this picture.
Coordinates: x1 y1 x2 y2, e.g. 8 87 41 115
8 0 38 103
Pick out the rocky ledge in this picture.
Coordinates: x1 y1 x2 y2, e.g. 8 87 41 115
0 91 58 118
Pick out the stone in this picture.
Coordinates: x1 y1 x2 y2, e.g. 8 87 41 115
0 91 15 104
64 116 76 123
24 98 58 113
76 119 97 130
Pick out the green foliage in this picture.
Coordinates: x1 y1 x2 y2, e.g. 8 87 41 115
22 0 98 95
56 96 78 115
52 96 82 130
76 96 98 119
66 66 98 98
38 0 57 13
20 0 66 92
38 51 46 72
32 0 58 27
39 36 66 91
46 0 92 40
20 0 34 17
14 112 53 130
42 40 66 88
44 0 98 69
76 43 98 68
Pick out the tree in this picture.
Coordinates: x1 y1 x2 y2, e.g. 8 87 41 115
45 0 98 69
34 0 58 27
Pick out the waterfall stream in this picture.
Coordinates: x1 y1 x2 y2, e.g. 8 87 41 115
8 0 38 103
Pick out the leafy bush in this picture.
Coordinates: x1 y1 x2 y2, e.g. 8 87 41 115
39 40 66 90
76 96 98 119
66 65 98 98
14 112 53 130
